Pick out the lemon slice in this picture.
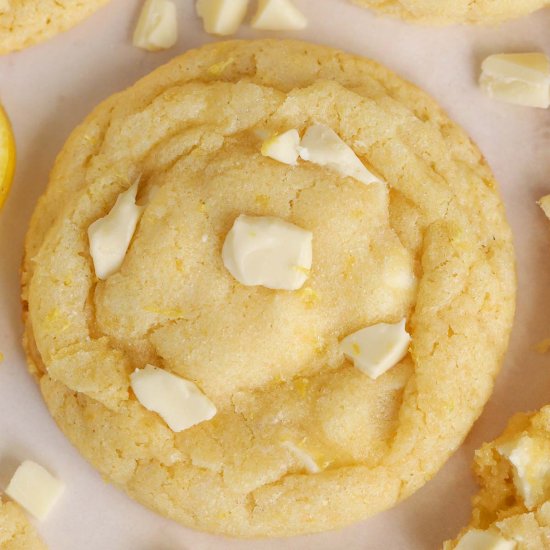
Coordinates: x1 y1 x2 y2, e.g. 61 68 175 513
0 105 15 210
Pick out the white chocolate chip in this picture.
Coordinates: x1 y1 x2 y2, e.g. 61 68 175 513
251 0 307 31
88 181 144 280
382 253 416 290
196 0 249 36
480 53 550 109
133 0 178 52
455 529 516 550
222 215 312 291
0 0 11 13
340 319 410 379
281 441 321 473
261 129 300 165
299 124 380 185
497 434 550 509
5 461 65 521
131 365 217 432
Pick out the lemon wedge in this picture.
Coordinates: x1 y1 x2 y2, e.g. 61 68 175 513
0 105 15 210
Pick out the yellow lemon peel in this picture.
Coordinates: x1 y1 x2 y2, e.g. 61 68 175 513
0 105 15 211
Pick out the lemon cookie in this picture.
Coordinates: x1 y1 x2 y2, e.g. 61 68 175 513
445 406 550 549
352 0 550 25
0 0 109 54
21 40 515 537
0 497 46 550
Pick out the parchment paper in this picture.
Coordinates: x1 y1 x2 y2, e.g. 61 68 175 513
1 1 549 548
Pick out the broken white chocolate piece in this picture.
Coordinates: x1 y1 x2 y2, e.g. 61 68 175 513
340 319 410 379
222 215 312 291
299 124 380 185
196 0 249 36
282 441 321 474
88 181 144 280
480 53 550 109
5 461 65 521
131 365 217 432
261 129 300 165
251 0 307 31
538 195 550 220
497 434 550 509
133 0 178 52
455 529 516 550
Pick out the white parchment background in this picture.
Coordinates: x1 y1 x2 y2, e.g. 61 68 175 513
0 1 549 548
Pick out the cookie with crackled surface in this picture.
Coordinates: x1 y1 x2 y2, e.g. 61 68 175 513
21 39 515 537
445 406 550 549
0 497 46 550
352 0 549 24
0 0 109 54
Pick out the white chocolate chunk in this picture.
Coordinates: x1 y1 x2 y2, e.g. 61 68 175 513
251 0 307 31
299 124 380 185
497 434 550 509
261 129 300 165
455 529 516 550
281 441 321 474
0 0 11 13
340 319 410 379
480 53 550 109
222 215 312 290
196 0 249 36
88 181 144 280
383 253 416 290
539 195 550 220
131 365 217 432
5 461 65 521
133 0 178 52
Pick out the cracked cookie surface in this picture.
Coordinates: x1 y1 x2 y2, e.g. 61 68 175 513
0 497 46 550
445 406 550 549
21 39 515 537
0 0 109 54
352 0 550 24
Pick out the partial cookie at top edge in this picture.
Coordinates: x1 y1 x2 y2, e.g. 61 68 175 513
0 0 110 54
351 0 550 25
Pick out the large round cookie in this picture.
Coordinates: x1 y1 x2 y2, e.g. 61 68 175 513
352 0 550 25
21 40 516 537
0 0 109 54
0 497 46 549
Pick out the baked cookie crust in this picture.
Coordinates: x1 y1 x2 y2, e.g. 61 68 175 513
352 0 550 25
0 0 109 54
445 406 550 549
0 497 46 550
21 40 515 537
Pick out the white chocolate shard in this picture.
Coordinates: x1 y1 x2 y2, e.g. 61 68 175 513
222 215 312 291
261 129 301 165
480 53 550 109
299 124 380 185
340 319 410 379
455 529 516 550
251 0 307 31
196 0 249 36
497 434 550 509
133 0 178 52
5 461 65 521
88 181 144 280
131 365 217 432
